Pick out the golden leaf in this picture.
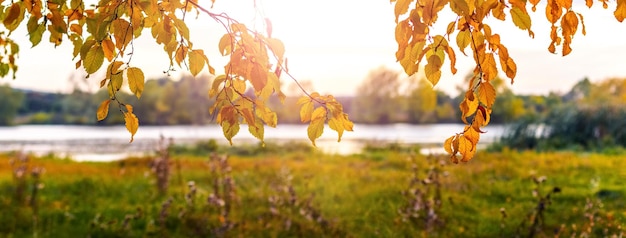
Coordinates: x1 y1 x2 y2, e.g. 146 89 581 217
556 0 572 10
463 125 480 145
307 107 327 147
222 120 240 145
478 81 496 108
445 45 457 74
127 67 145 98
492 2 506 20
474 105 489 127
70 23 82 35
444 135 455 154
111 19 132 53
248 118 265 145
457 135 475 162
266 38 285 61
241 108 256 126
422 0 447 25
188 50 206 76
300 100 314 123
460 94 478 124
102 38 115 61
96 99 111 121
328 113 352 142
175 45 187 66
394 0 412 22
546 0 563 24
124 105 139 143
578 13 586 35
450 0 470 16
173 18 190 41
530 0 541 11
481 53 498 81
218 34 232 56
255 105 278 127
562 11 579 35
424 54 442 86
511 7 532 30
84 44 104 74
456 30 471 56
614 0 626 22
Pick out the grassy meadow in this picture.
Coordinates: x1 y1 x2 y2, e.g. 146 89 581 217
1 142 624 237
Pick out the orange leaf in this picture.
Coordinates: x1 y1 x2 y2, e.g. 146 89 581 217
424 55 442 86
96 99 111 121
478 81 496 108
615 0 626 22
102 38 115 61
464 125 480 145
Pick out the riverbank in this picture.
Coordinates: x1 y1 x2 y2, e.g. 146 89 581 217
0 124 505 161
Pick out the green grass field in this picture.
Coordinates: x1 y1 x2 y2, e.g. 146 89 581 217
1 143 624 237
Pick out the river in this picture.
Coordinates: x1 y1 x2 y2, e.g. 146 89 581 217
0 124 505 161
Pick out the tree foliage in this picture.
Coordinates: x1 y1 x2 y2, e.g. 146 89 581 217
2 0 624 161
0 0 352 145
391 0 625 162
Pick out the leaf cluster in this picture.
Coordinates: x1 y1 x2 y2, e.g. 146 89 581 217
391 0 623 162
1 0 354 144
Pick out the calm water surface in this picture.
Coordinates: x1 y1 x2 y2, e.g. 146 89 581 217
0 124 504 161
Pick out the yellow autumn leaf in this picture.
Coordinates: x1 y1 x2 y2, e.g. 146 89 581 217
84 44 104 74
450 0 470 16
478 81 496 108
460 95 478 124
444 135 455 154
106 61 124 75
456 30 471 56
124 105 139 143
463 125 480 145
241 108 256 125
188 49 206 76
510 7 532 30
394 0 412 22
175 45 187 66
255 105 278 127
457 135 475 162
126 67 145 98
307 107 327 146
111 19 132 52
248 118 265 145
222 120 240 145
218 34 232 56
96 99 111 121
300 100 314 123
266 38 285 61
424 54 442 86
102 38 115 61
445 45 457 74
481 53 498 81
328 114 346 142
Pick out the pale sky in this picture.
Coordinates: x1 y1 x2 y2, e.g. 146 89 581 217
3 0 626 96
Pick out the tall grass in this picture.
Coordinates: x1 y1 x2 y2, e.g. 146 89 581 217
0 145 624 237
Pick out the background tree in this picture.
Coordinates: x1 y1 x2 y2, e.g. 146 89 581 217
406 77 438 123
352 67 406 124
0 85 24 125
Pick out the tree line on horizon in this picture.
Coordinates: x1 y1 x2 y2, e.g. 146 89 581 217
0 67 623 128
